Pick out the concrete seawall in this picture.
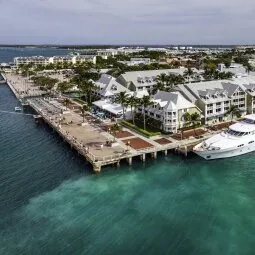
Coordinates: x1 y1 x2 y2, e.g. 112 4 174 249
0 73 6 83
0 72 20 99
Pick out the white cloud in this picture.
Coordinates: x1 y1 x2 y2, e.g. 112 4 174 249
0 0 255 44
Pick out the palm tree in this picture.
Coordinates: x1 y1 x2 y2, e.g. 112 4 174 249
115 91 128 119
57 81 72 94
85 80 96 104
81 104 90 123
127 96 140 125
63 98 71 110
110 123 122 140
182 112 201 136
156 73 168 86
226 105 241 122
245 64 253 74
190 112 201 127
77 80 96 104
152 81 165 94
182 112 192 127
139 95 154 130
184 68 194 83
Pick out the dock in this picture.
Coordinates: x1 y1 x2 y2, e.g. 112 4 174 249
2 72 214 172
27 97 209 172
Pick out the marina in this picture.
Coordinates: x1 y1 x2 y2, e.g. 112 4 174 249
1 46 255 255
1 72 217 172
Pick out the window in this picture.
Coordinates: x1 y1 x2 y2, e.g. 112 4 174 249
226 129 249 136
216 102 221 106
216 108 221 112
237 144 244 147
248 141 254 144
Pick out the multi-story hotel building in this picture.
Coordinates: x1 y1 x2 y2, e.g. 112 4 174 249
14 55 96 67
116 68 190 93
180 80 247 124
137 91 201 133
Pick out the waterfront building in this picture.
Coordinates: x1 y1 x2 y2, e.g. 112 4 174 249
233 76 255 114
92 99 131 119
14 56 51 66
93 74 130 100
181 80 248 124
51 56 74 65
137 91 201 133
117 47 145 55
116 68 189 92
14 55 96 67
118 58 151 66
97 49 118 59
243 84 255 114
75 55 97 65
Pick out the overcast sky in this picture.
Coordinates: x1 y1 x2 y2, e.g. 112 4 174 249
1 0 255 45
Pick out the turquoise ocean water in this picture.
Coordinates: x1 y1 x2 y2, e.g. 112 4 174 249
1 48 255 255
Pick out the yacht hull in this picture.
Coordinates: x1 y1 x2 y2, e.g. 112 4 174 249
193 143 255 160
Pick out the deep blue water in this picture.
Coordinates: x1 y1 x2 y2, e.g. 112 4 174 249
1 48 255 255
0 47 71 63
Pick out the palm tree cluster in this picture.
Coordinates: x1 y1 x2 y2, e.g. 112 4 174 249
225 105 241 122
80 103 91 123
115 92 155 130
152 73 185 94
182 112 201 127
202 68 233 80
31 76 59 91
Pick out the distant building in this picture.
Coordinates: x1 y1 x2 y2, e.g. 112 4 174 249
14 56 51 66
118 58 150 66
14 55 96 67
75 55 97 65
97 49 118 59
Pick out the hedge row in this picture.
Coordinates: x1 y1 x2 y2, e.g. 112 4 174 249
122 120 161 137
74 98 87 105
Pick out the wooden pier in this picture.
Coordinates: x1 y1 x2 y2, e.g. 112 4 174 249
2 72 211 172
28 99 207 172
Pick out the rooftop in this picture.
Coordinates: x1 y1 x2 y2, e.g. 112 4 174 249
153 91 198 111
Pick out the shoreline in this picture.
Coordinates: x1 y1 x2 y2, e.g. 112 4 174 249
1 72 212 172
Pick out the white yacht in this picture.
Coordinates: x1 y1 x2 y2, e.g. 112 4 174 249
193 114 255 160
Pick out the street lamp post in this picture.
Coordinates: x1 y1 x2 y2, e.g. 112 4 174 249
126 140 130 152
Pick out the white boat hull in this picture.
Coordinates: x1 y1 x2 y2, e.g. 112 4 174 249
193 115 255 160
194 142 255 160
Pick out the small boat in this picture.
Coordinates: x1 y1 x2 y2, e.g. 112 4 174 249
15 107 22 112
